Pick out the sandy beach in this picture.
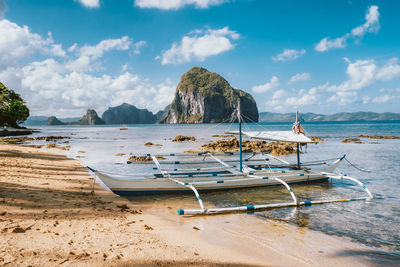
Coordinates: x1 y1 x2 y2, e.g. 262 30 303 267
0 141 379 266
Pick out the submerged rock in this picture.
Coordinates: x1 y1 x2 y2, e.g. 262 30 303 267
2 135 69 143
172 135 196 142
128 155 166 161
358 134 400 139
341 138 362 144
144 142 162 147
309 136 327 142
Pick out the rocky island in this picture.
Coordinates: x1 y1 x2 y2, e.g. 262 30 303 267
102 103 156 124
47 109 105 125
160 67 258 123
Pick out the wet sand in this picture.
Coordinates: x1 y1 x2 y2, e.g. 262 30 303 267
0 142 378 266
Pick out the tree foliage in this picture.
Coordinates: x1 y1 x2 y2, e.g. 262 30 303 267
0 82 29 127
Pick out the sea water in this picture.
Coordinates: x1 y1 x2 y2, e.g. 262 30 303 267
28 121 400 257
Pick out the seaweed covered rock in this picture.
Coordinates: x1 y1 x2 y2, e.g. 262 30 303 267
199 138 297 156
358 134 400 139
341 138 362 144
172 135 196 142
160 67 258 123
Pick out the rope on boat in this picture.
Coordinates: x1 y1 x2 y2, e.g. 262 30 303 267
264 154 290 165
343 157 372 173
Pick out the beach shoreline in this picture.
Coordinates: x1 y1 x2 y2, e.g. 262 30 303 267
0 142 380 266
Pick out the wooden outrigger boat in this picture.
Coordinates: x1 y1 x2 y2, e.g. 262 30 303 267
87 104 373 215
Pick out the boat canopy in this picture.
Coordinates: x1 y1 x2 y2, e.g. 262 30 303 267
227 131 315 143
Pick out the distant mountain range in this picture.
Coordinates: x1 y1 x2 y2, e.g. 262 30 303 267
24 116 81 126
259 112 400 122
23 104 158 126
24 110 400 126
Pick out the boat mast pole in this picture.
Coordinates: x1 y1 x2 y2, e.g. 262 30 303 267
238 100 243 172
296 143 300 169
296 111 301 169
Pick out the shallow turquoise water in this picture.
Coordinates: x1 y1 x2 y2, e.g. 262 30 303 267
30 121 400 255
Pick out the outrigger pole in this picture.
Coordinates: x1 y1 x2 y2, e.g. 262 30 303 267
238 99 243 173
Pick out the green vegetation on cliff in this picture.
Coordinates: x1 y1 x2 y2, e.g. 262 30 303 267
0 82 29 127
161 67 258 123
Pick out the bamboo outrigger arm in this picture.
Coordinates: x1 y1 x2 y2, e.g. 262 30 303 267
176 170 374 216
321 172 374 198
151 155 206 213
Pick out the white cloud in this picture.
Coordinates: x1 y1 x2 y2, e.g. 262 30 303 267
263 99 286 112
0 0 7 18
252 76 279 93
134 0 228 10
77 0 100 8
160 27 239 65
331 58 376 91
362 95 371 104
272 89 286 99
65 36 145 72
264 86 321 112
121 64 129 71
288 72 311 84
372 94 393 104
315 37 347 52
68 43 78 52
286 87 320 106
315 5 380 52
0 19 66 69
0 19 174 117
351 5 380 37
132 40 147 54
0 59 176 116
286 94 318 106
272 49 306 62
79 36 132 59
379 88 400 93
376 58 400 81
152 79 176 108
327 91 358 105
327 57 400 92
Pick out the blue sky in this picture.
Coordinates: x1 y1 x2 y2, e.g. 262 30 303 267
0 0 399 117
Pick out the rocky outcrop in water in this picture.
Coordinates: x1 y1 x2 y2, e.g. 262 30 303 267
102 103 156 124
70 109 105 125
160 67 259 123
46 116 65 125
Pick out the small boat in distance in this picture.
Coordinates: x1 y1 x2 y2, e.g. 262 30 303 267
120 125 128 130
88 103 373 215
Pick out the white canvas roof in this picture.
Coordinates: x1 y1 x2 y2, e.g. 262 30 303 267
227 131 315 143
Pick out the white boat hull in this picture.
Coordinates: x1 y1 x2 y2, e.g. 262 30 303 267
94 168 330 195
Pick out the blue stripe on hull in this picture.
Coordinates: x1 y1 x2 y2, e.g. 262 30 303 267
111 177 329 196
